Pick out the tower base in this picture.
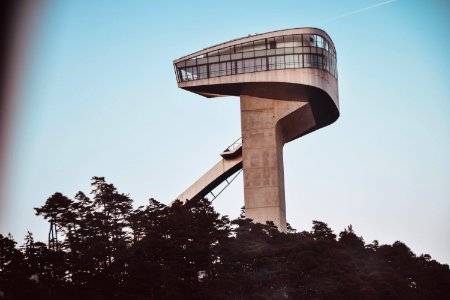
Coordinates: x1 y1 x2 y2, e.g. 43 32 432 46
240 95 316 231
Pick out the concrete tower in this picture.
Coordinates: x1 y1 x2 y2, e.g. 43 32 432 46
173 28 339 231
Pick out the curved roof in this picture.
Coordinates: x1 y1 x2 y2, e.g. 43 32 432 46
174 27 336 63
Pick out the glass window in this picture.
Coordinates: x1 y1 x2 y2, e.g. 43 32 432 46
293 47 303 54
244 59 255 72
254 49 266 57
275 36 284 48
220 54 231 62
284 55 292 68
298 54 304 68
179 68 183 81
293 35 302 47
218 47 231 55
316 35 324 48
255 57 266 71
243 51 254 59
174 32 338 82
323 52 330 71
208 55 219 63
219 62 233 76
301 46 311 54
304 54 312 68
241 42 254 53
276 48 285 55
231 53 243 60
236 60 244 74
208 50 219 57
186 58 196 67
266 49 276 56
219 62 226 76
198 65 208 79
284 47 293 54
285 55 297 69
197 57 207 65
209 63 219 77
284 35 294 48
277 56 285 69
267 38 276 49
185 67 192 80
317 55 324 68
268 56 276 70
304 34 315 47
226 62 233 75
253 39 266 51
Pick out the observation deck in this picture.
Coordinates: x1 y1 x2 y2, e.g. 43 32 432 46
173 28 339 231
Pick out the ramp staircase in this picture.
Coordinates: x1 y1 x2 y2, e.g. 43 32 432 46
175 138 243 203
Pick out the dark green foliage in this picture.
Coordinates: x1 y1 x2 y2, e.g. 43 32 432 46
0 177 449 299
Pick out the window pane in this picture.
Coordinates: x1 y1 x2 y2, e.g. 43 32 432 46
285 55 295 68
293 35 302 47
293 47 302 54
284 35 294 48
275 36 284 48
241 42 254 52
285 48 293 54
226 62 233 75
243 51 254 58
208 50 219 57
304 34 315 47
209 63 219 77
197 57 207 65
268 56 276 70
316 35 325 48
199 65 207 79
231 53 242 60
208 56 219 63
267 38 276 49
218 47 231 55
298 54 304 68
220 54 231 62
255 57 266 71
276 48 285 55
236 60 244 74
186 59 196 67
253 39 266 51
276 56 285 69
304 54 312 67
254 49 266 57
244 59 255 72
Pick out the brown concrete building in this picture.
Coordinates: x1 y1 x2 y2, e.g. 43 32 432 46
173 28 339 231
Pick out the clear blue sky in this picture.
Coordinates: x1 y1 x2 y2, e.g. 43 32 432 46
2 0 450 263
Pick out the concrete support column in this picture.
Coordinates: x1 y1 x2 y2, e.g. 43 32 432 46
240 95 316 231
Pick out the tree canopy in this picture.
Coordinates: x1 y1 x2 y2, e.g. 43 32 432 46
1 177 449 299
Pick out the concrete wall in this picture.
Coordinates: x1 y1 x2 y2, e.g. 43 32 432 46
240 95 316 231
178 68 339 110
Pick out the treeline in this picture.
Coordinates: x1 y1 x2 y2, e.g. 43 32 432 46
1 177 449 299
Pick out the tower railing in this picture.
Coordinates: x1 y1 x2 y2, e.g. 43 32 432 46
224 137 242 152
